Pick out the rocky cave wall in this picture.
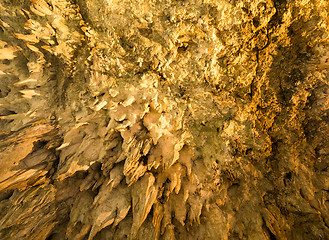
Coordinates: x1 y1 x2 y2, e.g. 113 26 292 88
0 0 329 239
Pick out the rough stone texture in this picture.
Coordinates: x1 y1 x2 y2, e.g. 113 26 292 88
0 0 329 239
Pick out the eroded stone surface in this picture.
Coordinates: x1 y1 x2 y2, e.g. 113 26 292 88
0 0 329 239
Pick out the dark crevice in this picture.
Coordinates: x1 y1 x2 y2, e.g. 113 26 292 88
262 217 277 240
0 189 14 201
49 155 60 183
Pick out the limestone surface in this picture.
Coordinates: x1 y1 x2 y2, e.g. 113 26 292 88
0 0 329 239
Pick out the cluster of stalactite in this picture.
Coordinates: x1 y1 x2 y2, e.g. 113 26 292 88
0 0 329 239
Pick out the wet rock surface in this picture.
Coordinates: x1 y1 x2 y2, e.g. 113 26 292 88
0 0 329 239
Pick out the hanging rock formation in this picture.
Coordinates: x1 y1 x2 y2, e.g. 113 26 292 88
0 0 329 239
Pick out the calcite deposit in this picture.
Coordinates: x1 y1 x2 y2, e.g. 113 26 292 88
0 0 329 239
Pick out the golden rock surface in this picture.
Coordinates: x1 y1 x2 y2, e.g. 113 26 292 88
0 0 329 239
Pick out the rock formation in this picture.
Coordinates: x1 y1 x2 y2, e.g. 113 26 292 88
0 0 329 239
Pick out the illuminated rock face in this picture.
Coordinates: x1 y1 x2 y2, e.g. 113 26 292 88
0 0 329 239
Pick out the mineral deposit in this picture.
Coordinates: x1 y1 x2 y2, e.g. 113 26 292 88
0 0 329 239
